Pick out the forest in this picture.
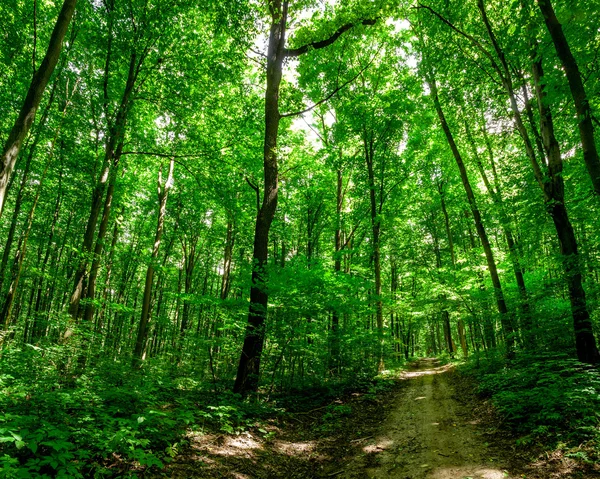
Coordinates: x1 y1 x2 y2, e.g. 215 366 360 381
1 0 600 477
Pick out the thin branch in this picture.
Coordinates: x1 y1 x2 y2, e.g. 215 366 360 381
341 219 362 251
414 3 501 76
302 115 326 144
454 37 501 87
121 150 209 158
246 52 267 69
249 47 267 58
284 18 377 57
246 177 260 214
280 53 378 119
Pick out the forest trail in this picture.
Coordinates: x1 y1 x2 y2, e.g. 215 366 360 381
342 358 514 479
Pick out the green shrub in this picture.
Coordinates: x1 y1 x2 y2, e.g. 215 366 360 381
463 353 600 447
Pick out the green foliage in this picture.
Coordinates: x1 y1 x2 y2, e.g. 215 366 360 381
0 347 170 477
1 0 600 472
318 404 353 433
0 342 303 477
463 354 600 450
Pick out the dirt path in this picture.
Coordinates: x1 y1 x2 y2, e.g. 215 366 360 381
342 358 514 479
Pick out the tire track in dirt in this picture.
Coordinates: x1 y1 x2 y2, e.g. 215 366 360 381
342 358 515 479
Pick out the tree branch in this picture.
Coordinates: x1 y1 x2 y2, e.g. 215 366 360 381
284 18 377 57
280 52 378 119
341 219 362 251
414 3 501 75
246 177 260 214
121 151 209 158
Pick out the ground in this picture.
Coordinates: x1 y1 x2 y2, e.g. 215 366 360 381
157 359 600 478
341 358 512 479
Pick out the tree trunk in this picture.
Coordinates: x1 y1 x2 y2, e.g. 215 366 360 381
428 76 514 355
330 167 343 373
0 150 55 329
478 0 598 361
31 174 63 341
438 183 455 266
532 53 600 363
364 134 384 371
465 120 534 347
220 216 235 300
536 0 600 195
0 0 77 216
83 154 120 323
457 319 468 358
232 2 376 394
132 158 174 367
442 310 455 357
69 52 137 320
233 1 287 395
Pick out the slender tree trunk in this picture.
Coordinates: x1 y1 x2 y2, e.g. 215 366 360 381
31 175 62 341
220 216 235 300
69 52 137 320
536 0 600 195
442 311 455 357
83 154 120 323
465 120 534 347
532 53 600 363
457 319 468 358
132 158 174 367
0 155 32 294
330 167 343 373
438 183 455 267
428 75 515 355
233 1 287 395
0 0 77 216
179 237 197 338
364 134 385 371
0 151 55 329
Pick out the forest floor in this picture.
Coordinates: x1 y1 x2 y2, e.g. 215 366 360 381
159 359 599 478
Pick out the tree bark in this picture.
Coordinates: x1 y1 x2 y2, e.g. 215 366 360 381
536 0 600 195
330 167 343 373
0 0 77 216
532 53 600 363
233 1 287 395
220 216 235 300
83 154 120 323
364 133 385 371
132 158 174 367
428 76 515 355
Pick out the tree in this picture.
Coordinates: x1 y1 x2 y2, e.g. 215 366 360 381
233 0 377 395
536 0 600 196
0 0 77 216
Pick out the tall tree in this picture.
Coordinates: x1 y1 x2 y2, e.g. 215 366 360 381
233 1 377 394
536 0 600 196
426 73 515 354
0 0 77 216
132 158 175 367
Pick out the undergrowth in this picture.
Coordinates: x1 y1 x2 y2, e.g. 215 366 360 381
460 351 600 458
0 343 399 478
